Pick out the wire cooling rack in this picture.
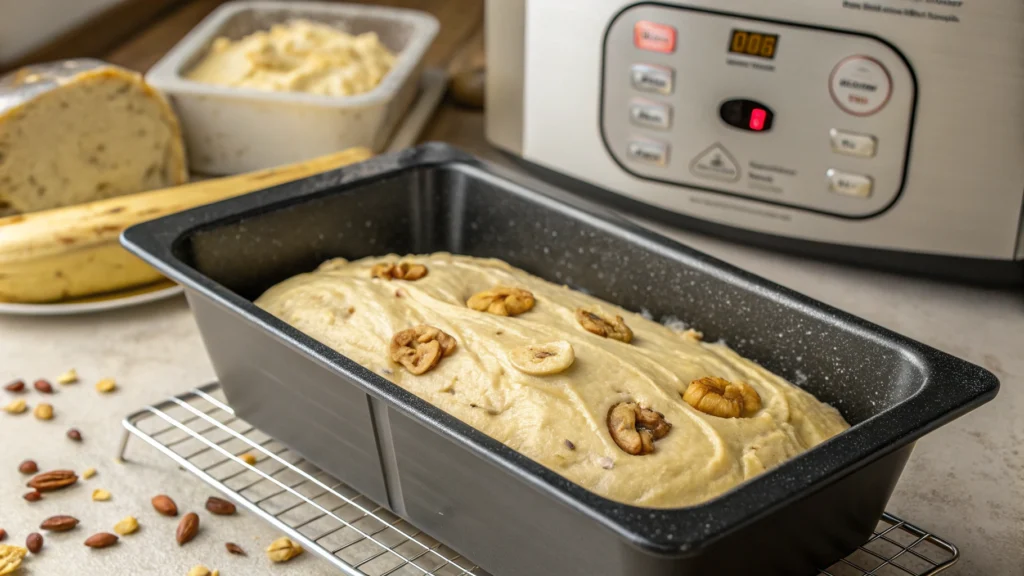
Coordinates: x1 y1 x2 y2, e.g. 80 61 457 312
120 384 960 576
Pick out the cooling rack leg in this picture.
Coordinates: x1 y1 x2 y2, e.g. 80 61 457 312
117 428 132 461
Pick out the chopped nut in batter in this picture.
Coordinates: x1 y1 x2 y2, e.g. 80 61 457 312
371 262 428 281
683 376 762 418
607 402 671 455
390 325 457 375
576 308 633 343
508 341 575 375
467 286 535 316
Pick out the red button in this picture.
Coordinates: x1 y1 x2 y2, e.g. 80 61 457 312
634 21 676 54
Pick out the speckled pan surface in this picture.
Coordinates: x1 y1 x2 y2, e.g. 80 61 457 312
121 144 998 574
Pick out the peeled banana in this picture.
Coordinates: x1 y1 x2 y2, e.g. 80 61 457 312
0 147 372 303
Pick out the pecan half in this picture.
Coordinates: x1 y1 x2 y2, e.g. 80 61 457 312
371 261 428 281
683 376 762 418
607 402 671 455
390 325 457 375
467 287 535 316
205 497 236 516
576 308 633 343
27 470 77 492
508 341 575 375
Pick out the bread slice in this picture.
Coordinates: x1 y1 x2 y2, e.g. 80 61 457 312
0 59 187 214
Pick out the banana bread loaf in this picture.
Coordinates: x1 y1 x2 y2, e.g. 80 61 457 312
256 253 849 508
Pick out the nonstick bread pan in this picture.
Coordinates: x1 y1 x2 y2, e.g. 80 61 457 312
122 143 998 576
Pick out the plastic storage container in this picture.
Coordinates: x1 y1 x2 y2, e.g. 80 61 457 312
145 1 438 175
122 144 999 576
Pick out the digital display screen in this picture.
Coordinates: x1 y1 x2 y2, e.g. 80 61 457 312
728 29 779 60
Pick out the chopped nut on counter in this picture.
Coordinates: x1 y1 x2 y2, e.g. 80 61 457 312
467 286 535 316
508 340 575 375
683 376 762 418
23 491 42 502
3 399 27 414
240 453 257 466
390 325 458 375
205 496 236 516
33 379 53 394
0 544 27 574
0 529 6 542
91 488 111 501
95 378 117 393
3 380 25 392
67 428 83 442
371 261 428 281
39 515 79 532
607 402 671 456
187 566 218 576
266 536 303 563
57 369 79 385
113 516 139 536
82 467 97 479
576 308 633 343
18 460 38 475
33 403 53 420
225 542 246 556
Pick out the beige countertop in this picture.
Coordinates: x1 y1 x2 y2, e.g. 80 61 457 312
1 170 1021 576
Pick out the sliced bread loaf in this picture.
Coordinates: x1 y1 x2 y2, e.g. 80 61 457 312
0 59 187 214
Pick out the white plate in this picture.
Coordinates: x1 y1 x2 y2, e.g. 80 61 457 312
0 283 183 316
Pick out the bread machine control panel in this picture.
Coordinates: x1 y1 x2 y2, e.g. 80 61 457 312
601 5 916 218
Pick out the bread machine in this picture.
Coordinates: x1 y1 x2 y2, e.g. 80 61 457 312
485 0 1024 282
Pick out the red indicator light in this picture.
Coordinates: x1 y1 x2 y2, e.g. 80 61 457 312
749 108 767 131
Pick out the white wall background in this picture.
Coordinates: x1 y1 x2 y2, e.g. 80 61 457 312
0 0 126 65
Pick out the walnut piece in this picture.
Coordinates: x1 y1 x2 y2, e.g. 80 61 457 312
607 402 671 455
0 544 28 575
266 537 303 563
683 376 762 418
576 308 633 343
508 340 575 375
371 261 428 281
467 287 535 316
390 325 457 375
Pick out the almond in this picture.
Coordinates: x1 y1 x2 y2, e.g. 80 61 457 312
32 380 53 394
176 512 199 546
84 532 118 549
23 490 42 502
151 494 178 516
25 533 42 554
40 515 79 532
27 470 77 492
3 379 25 392
67 428 83 442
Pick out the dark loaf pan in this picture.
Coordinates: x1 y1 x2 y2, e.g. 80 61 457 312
122 143 999 576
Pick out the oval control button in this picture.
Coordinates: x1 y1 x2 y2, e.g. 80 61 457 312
829 56 892 116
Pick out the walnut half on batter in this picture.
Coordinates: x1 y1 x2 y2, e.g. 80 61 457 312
683 376 762 418
390 325 457 375
607 402 672 455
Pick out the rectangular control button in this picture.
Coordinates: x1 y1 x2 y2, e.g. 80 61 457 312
627 139 669 166
830 129 877 158
630 64 673 94
633 21 676 53
629 99 672 129
827 169 873 197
